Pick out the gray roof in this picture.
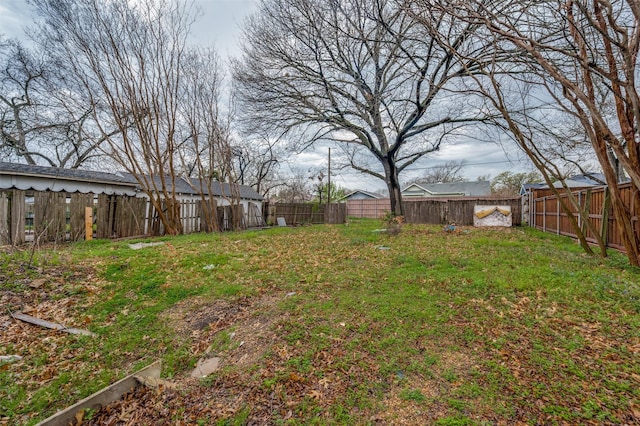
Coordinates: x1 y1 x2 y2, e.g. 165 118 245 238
181 177 263 201
0 161 138 195
549 179 599 189
536 174 606 190
522 174 609 193
0 162 133 185
120 173 263 201
404 181 491 196
568 173 607 186
0 162 263 200
340 190 382 200
522 183 545 190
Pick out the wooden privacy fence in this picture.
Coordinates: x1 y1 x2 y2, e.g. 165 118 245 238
346 198 391 218
346 197 522 226
530 183 638 252
95 194 148 239
264 203 347 226
405 197 521 226
1 190 265 245
0 190 149 244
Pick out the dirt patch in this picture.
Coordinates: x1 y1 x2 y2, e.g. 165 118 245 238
78 293 291 425
165 293 284 369
165 296 252 334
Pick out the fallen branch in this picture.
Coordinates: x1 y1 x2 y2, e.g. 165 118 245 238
10 312 97 337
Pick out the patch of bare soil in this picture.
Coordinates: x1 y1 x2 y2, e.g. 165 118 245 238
165 293 283 367
80 293 294 425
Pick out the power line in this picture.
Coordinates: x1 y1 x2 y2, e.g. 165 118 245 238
407 158 530 171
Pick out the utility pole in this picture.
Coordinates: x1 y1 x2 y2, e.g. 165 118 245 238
327 148 331 205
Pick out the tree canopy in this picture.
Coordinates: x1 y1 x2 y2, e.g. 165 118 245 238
234 0 494 215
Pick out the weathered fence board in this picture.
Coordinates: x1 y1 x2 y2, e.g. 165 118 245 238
10 190 26 245
0 192 8 245
1 189 262 244
96 194 113 239
114 196 147 238
95 195 147 239
265 203 345 226
247 202 264 227
34 192 66 242
324 203 347 224
217 204 246 231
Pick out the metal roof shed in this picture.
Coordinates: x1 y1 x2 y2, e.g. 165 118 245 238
0 162 138 196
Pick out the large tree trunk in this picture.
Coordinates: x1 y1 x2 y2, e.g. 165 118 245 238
383 158 404 217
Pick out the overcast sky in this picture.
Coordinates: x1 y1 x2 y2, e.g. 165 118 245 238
0 0 534 191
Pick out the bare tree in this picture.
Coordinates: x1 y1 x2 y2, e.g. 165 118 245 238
425 0 640 265
405 160 467 185
177 47 226 232
491 170 541 196
0 37 108 168
273 168 313 202
230 134 282 196
30 0 229 235
233 0 496 216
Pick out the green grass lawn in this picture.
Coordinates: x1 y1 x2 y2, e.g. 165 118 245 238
1 219 639 425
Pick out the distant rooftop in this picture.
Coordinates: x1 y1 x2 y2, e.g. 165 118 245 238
403 181 491 197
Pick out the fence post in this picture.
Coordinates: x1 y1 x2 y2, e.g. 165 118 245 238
0 192 8 245
556 196 560 235
577 191 582 230
543 197 546 232
580 190 591 237
600 188 610 246
530 191 535 226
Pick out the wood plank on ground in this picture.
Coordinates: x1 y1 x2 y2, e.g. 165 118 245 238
35 360 162 426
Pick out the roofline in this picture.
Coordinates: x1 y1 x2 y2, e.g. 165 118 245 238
0 168 136 187
178 176 263 200
341 189 381 199
401 183 428 192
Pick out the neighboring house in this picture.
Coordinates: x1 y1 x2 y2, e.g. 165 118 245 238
401 181 491 198
340 190 383 201
0 164 264 218
521 174 607 194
